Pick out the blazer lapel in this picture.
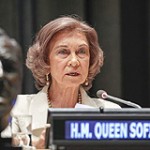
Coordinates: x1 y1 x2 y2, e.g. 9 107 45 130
80 87 98 107
29 86 49 130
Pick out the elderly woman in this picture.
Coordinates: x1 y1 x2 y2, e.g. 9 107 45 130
11 16 120 148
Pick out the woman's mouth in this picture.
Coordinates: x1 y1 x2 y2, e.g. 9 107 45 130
66 72 80 76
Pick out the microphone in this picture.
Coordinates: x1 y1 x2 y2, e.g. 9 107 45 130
96 90 141 108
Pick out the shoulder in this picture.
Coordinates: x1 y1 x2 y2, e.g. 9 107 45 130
11 94 36 116
11 86 48 116
80 87 121 109
16 94 35 101
16 94 36 105
92 97 121 109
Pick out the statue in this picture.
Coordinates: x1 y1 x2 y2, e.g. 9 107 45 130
0 28 23 132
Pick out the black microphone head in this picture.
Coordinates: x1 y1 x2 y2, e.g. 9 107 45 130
96 90 108 99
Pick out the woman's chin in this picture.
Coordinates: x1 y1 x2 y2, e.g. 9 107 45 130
61 80 80 86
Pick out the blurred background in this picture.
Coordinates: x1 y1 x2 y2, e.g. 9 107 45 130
0 0 149 107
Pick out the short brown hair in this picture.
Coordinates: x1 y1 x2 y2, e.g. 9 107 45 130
26 16 103 90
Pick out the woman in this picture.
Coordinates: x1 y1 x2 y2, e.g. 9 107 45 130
11 16 120 148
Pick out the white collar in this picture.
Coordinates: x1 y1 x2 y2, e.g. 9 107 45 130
29 85 99 130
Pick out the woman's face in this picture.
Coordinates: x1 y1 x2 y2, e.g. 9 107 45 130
48 30 90 87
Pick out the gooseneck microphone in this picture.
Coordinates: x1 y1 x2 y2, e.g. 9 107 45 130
97 90 141 108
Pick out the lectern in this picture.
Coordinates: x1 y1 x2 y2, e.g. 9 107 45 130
46 108 150 150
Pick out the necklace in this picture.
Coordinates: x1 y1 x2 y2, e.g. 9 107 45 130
47 88 82 108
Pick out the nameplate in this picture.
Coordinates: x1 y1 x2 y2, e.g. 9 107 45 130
65 120 150 140
46 108 150 149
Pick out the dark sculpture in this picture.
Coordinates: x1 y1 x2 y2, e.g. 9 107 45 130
0 28 23 132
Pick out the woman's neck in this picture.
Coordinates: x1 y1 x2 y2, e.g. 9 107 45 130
48 84 80 108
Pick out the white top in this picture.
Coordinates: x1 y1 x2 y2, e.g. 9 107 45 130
1 85 121 140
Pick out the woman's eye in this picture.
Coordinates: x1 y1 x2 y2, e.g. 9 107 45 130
78 48 86 54
76 48 88 57
58 49 69 56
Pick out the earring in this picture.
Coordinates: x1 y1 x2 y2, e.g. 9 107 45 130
46 73 49 86
84 78 88 86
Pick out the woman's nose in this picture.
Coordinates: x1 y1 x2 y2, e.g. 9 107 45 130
68 55 79 67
